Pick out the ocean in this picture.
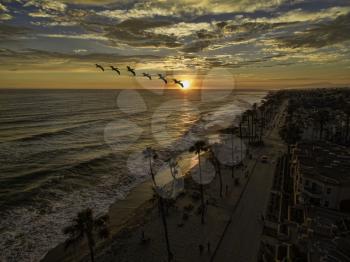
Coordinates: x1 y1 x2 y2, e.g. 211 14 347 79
0 89 266 261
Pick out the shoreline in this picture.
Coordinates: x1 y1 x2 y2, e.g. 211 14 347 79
41 151 200 262
41 95 270 262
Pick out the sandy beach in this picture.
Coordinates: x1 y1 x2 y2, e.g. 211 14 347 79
41 98 287 262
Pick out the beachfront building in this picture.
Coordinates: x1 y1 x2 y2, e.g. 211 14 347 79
291 142 350 211
259 151 350 262
260 206 350 262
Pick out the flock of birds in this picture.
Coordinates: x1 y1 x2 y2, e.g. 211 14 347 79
95 64 185 88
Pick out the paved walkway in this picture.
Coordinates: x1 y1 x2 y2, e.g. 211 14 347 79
211 103 287 262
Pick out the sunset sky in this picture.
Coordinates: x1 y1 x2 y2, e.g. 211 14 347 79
0 0 350 89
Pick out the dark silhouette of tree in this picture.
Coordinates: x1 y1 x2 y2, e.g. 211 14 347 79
239 117 244 162
63 208 109 262
259 101 267 130
167 157 179 180
166 157 180 199
344 103 350 143
157 196 173 262
143 147 173 262
189 140 208 224
287 99 297 119
222 127 236 178
313 109 330 140
258 119 263 142
252 103 258 142
143 147 158 184
208 144 222 198
244 110 252 143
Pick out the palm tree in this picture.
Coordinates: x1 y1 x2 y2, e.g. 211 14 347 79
287 99 297 119
222 127 236 178
208 144 223 198
343 103 350 143
144 148 173 262
260 102 267 130
166 157 180 199
143 147 158 184
167 157 179 180
156 194 173 262
252 103 258 142
189 140 208 224
244 110 252 143
253 117 260 142
248 109 253 143
258 119 263 142
239 117 244 163
313 109 329 140
63 208 109 262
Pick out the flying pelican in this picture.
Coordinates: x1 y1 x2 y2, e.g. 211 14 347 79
173 79 184 88
110 66 120 75
127 66 136 76
142 73 152 80
95 64 104 71
158 74 167 84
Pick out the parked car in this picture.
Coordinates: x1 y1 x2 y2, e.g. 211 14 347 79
261 155 268 163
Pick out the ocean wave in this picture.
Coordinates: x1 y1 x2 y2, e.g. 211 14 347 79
0 91 266 262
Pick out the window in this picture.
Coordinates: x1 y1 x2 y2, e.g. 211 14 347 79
324 201 329 207
327 188 331 194
305 180 309 186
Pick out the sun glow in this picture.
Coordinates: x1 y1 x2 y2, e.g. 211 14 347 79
182 80 191 89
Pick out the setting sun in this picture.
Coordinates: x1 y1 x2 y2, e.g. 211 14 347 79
182 80 191 89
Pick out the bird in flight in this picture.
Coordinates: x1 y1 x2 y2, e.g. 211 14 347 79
158 74 167 84
142 73 152 80
173 79 184 88
110 66 120 75
127 66 136 76
95 64 104 71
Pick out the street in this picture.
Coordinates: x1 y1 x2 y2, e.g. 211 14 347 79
212 103 286 262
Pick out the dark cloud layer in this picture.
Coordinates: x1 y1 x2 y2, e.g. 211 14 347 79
0 24 30 40
0 0 350 74
0 48 160 69
278 13 350 48
103 18 182 48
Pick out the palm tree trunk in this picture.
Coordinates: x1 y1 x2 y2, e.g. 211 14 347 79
218 163 223 198
198 153 205 224
231 132 234 178
250 115 254 142
89 244 95 262
253 118 256 142
247 115 251 143
239 122 243 163
346 114 349 142
149 158 155 184
287 144 292 160
159 197 173 261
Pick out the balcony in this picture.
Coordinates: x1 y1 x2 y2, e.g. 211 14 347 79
303 187 323 198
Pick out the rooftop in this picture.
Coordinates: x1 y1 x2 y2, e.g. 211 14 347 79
294 142 350 185
305 207 350 262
